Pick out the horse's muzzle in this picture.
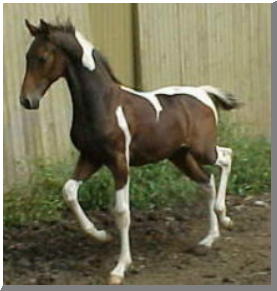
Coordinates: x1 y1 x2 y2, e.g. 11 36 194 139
20 96 40 110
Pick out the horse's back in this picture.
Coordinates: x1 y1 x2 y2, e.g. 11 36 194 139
119 90 217 166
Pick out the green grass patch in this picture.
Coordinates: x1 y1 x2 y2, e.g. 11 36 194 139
4 122 271 226
217 122 271 196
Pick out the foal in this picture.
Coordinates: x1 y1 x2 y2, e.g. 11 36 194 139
20 19 241 284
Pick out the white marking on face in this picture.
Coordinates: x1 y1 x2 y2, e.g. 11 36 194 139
115 106 131 165
75 30 95 71
120 85 218 123
120 86 162 121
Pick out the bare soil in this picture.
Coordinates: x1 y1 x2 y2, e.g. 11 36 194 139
4 193 271 285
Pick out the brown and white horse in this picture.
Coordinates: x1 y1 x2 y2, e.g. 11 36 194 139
20 19 241 284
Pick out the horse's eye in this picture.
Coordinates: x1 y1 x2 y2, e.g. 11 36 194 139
37 56 47 63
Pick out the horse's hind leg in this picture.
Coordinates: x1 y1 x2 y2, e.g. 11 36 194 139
190 144 233 230
62 155 112 242
214 146 233 229
170 152 220 247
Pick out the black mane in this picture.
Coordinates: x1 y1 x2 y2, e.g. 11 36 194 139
93 49 121 84
40 19 75 34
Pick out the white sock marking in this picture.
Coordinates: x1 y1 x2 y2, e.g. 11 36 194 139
215 146 233 228
112 106 132 279
75 30 96 71
199 174 220 247
111 178 132 278
63 179 109 241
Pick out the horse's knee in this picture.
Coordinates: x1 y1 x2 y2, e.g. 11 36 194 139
200 182 212 194
215 201 225 215
114 205 130 229
215 146 232 169
200 174 215 195
63 179 81 204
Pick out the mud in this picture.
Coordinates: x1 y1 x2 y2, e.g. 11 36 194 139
4 193 271 285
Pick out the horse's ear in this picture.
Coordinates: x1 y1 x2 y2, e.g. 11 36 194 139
25 19 39 36
39 19 52 34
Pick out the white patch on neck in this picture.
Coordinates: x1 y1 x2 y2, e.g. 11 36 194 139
75 30 95 71
120 86 162 121
115 106 131 166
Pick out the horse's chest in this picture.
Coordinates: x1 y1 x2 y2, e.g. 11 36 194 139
70 127 106 155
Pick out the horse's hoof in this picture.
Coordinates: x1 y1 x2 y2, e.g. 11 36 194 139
87 230 113 243
192 244 210 256
103 232 113 243
97 230 113 243
222 217 234 230
108 274 124 285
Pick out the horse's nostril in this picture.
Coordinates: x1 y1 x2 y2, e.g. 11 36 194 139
20 96 40 110
20 96 31 109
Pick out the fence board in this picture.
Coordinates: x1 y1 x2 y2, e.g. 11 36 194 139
136 4 182 88
137 3 271 137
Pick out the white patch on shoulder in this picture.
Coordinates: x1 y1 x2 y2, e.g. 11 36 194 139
115 106 131 165
120 86 162 121
75 30 95 71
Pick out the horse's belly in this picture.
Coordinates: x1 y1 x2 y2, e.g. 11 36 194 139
129 135 183 166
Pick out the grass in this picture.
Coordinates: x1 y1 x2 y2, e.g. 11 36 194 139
4 121 271 226
217 121 271 196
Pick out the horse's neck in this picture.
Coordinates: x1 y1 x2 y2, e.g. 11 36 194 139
65 64 114 127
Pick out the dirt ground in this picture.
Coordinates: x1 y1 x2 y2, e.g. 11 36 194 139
4 193 271 285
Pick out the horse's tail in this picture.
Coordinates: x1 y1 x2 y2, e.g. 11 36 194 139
201 85 243 110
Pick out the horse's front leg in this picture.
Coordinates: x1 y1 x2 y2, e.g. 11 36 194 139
62 155 112 242
108 154 132 284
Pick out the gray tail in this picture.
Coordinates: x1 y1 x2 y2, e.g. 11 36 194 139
201 85 243 110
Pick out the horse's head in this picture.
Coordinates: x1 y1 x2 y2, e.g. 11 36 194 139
20 19 70 109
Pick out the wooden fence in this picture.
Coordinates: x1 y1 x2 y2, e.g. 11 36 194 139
3 3 271 189
136 3 271 136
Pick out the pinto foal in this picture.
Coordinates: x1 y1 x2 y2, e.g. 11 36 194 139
20 19 240 284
